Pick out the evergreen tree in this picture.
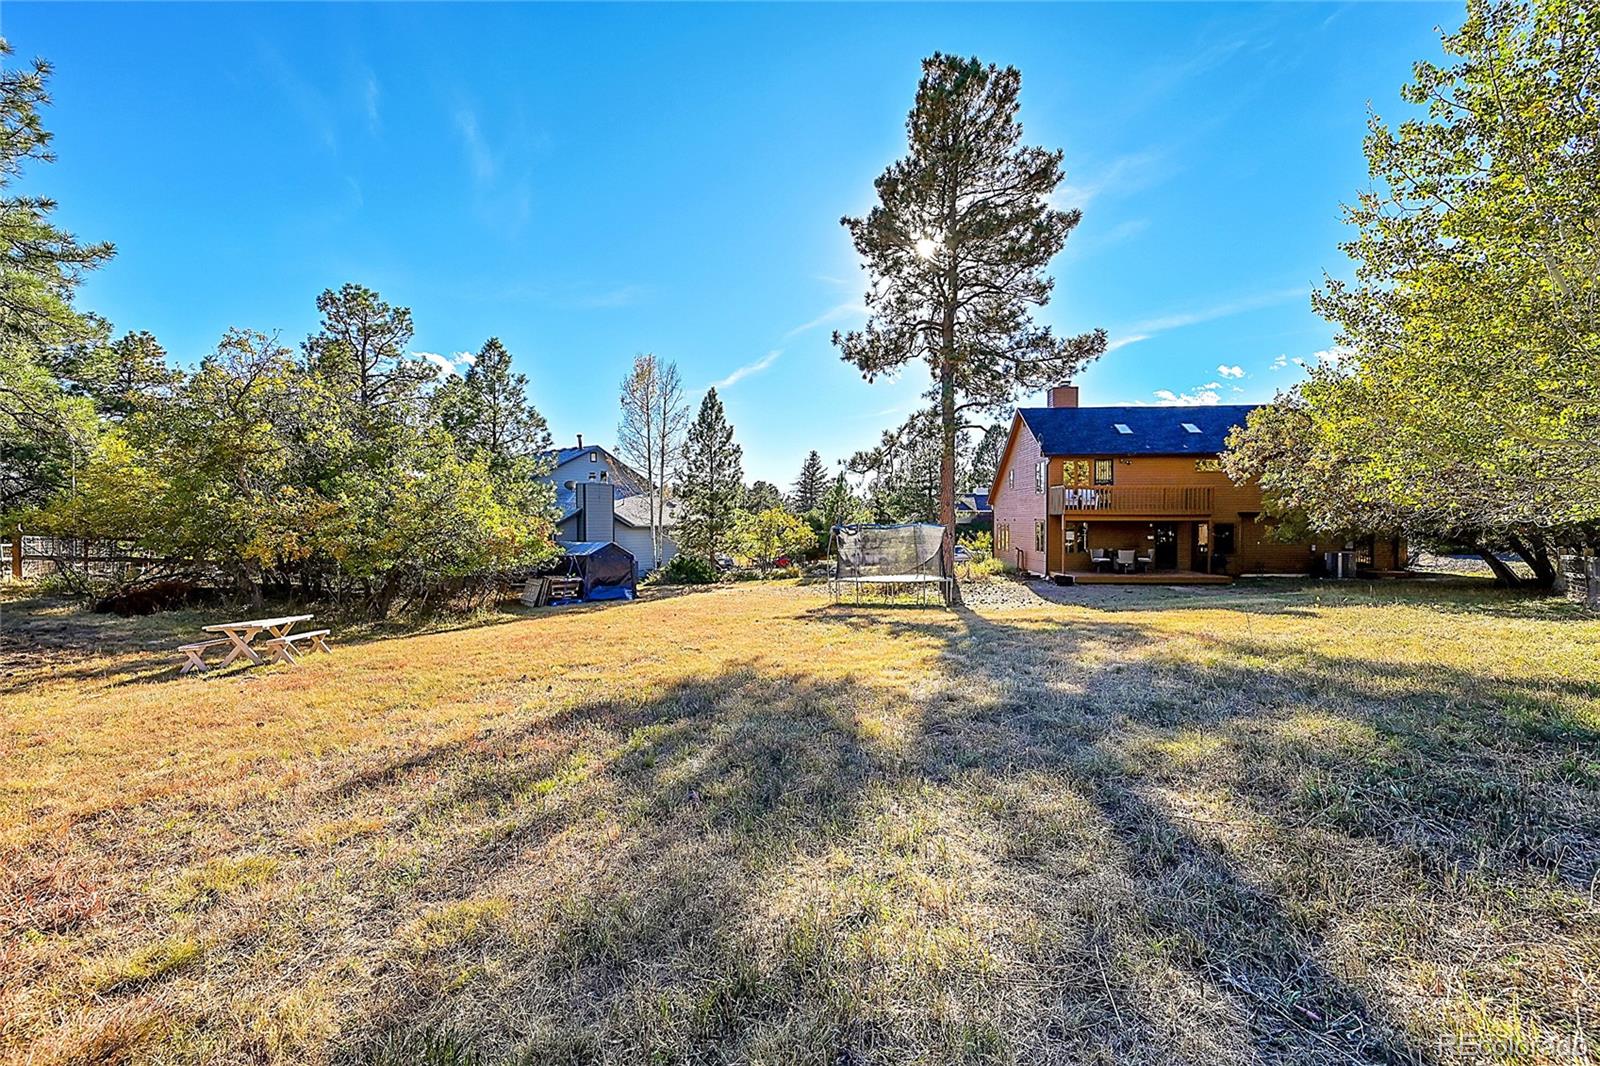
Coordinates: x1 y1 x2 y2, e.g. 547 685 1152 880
965 423 1007 493
0 38 114 350
62 330 180 420
0 37 113 514
743 479 783 514
790 450 828 513
836 54 1105 592
302 283 431 424
677 388 743 562
436 337 551 470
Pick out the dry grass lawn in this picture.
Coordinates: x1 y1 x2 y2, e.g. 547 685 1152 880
2 577 1598 1065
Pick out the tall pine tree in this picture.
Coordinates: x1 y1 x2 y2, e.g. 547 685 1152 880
436 337 551 470
678 388 743 563
836 54 1105 592
790 450 828 513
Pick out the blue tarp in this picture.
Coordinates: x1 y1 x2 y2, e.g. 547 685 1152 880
541 540 637 602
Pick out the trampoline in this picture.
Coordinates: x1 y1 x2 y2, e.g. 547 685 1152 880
828 522 953 606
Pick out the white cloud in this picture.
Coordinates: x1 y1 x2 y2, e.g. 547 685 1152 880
1106 333 1150 352
1217 364 1245 378
783 299 865 341
1201 381 1222 390
1270 354 1289 371
415 351 459 378
1054 150 1168 210
1309 345 1352 365
712 349 781 390
454 108 495 183
414 350 476 378
1105 288 1306 351
1152 387 1223 406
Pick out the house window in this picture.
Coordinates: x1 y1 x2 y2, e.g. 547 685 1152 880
1114 423 1133 435
589 452 597 462
997 524 1010 553
1215 523 1236 555
1093 459 1114 485
1035 520 1045 552
1182 422 1202 434
1035 460 1046 494
1007 469 1014 489
1066 460 1091 487
1063 521 1089 552
588 472 597 480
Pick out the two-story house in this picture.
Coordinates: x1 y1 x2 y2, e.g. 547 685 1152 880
541 437 680 572
989 385 1405 579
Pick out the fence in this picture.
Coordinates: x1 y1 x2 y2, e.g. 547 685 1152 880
6 533 166 582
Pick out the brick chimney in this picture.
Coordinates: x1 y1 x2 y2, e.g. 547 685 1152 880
1046 384 1079 408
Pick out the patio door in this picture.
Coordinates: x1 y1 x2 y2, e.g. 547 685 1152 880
1153 523 1178 570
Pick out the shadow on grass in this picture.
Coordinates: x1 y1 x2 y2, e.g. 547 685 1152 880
31 584 1596 1064
327 616 1463 1063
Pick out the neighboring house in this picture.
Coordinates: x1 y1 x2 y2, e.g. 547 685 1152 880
955 491 992 531
989 385 1405 578
540 437 680 572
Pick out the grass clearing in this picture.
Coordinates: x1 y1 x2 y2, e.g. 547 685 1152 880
2 577 1597 1064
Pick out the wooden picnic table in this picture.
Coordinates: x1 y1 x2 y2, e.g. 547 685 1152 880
202 614 313 668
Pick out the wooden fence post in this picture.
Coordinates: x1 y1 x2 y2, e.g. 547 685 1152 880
9 532 20 581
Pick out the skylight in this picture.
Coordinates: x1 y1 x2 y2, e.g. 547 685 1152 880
1113 423 1133 435
1182 422 1202 434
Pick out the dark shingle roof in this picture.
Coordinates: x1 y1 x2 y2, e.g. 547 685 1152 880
1018 404 1257 457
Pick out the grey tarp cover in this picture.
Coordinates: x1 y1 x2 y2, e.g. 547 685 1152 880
831 523 949 580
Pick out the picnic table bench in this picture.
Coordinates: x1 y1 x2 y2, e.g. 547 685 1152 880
178 614 330 674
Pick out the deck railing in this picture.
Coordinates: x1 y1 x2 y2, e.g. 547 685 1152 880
1048 485 1215 517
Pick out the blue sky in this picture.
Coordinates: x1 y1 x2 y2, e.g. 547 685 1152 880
8 2 1451 485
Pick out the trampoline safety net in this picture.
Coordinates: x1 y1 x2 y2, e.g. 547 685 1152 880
829 522 952 605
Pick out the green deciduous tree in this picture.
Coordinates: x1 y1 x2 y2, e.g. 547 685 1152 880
732 506 817 573
836 54 1105 590
1227 0 1600 586
678 388 743 563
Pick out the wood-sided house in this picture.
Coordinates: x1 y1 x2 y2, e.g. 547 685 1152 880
989 385 1405 579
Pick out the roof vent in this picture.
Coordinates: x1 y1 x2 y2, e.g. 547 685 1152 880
1114 423 1133 435
1182 422 1202 434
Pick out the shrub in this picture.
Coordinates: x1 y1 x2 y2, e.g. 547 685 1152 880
656 555 718 585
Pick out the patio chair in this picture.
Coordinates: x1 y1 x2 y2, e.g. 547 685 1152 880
1116 549 1135 573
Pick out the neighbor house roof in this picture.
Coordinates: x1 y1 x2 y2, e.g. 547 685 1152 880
614 493 680 529
1017 404 1257 457
956 492 990 513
